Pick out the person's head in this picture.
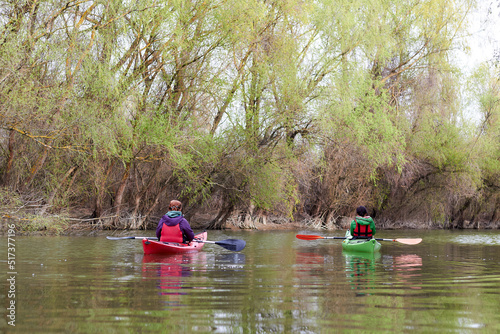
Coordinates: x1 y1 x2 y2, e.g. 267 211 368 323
169 200 182 212
356 206 367 217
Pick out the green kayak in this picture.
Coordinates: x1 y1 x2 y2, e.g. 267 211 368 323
342 231 381 253
342 238 381 253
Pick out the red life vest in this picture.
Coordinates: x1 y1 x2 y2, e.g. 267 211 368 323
353 218 373 238
160 223 183 243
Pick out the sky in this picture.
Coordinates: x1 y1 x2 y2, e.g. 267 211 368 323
454 1 500 123
460 1 500 70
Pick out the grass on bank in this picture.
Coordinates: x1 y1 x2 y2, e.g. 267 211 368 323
0 188 69 235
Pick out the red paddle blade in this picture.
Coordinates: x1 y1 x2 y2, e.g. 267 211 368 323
296 234 325 240
395 238 422 245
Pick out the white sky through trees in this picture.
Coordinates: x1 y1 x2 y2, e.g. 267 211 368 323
466 0 500 68
455 1 500 123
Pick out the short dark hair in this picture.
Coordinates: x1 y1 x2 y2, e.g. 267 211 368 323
356 206 367 216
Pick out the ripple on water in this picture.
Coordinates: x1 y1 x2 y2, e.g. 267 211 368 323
452 235 500 245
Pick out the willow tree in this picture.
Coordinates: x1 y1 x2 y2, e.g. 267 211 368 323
0 0 92 200
0 1 232 224
303 0 478 224
42 1 236 224
382 0 483 225
464 64 500 224
200 0 369 228
1 0 494 230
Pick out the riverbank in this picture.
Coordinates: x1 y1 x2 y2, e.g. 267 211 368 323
1 211 499 236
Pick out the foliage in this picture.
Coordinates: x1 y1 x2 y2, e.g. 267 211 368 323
0 0 497 230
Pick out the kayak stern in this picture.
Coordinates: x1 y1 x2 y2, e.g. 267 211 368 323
142 231 207 255
342 237 381 253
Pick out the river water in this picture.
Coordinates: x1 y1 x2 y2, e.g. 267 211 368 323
1 229 500 333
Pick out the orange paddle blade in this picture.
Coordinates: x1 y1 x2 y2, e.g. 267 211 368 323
296 234 325 240
394 238 422 245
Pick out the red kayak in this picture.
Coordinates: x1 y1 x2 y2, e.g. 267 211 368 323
142 231 207 255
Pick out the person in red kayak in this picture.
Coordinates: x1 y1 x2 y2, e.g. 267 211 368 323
348 206 376 239
156 200 195 243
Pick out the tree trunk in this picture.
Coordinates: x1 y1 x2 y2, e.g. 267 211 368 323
2 130 15 186
93 160 115 219
25 145 49 188
113 161 131 226
134 177 172 230
39 166 78 215
207 201 234 230
130 163 161 227
64 166 79 200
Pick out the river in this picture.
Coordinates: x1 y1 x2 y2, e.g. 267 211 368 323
1 229 500 333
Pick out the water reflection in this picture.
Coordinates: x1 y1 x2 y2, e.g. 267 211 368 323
343 250 381 296
393 254 422 290
294 250 329 293
6 231 500 333
142 253 207 297
215 253 246 268
452 235 500 245
295 251 326 265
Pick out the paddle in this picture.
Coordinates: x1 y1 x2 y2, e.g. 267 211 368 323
106 236 246 251
296 234 422 245
195 239 246 252
106 236 158 240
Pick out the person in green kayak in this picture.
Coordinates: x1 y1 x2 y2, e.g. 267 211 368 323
349 206 376 239
156 200 195 243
